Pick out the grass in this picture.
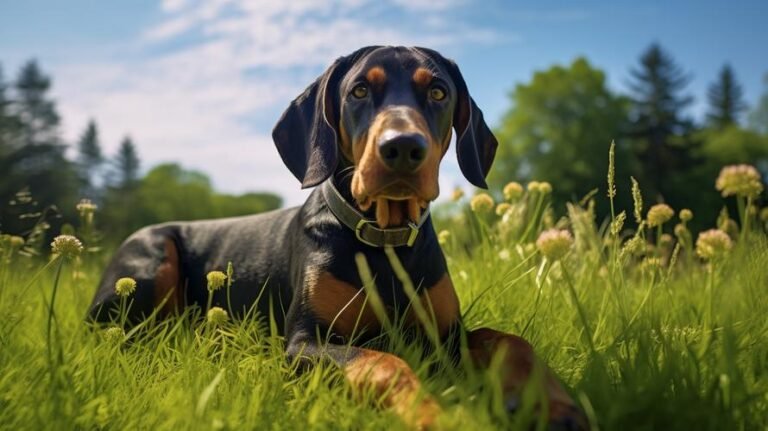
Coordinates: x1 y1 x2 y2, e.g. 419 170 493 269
1 161 767 430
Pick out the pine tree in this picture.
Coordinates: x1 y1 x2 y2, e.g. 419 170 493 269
707 64 746 129
627 43 695 199
78 120 103 166
1 60 78 236
115 136 140 188
748 74 768 135
76 120 104 198
0 64 20 148
14 60 60 146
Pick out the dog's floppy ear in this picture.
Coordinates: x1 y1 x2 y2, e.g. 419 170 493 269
415 48 498 189
273 47 378 188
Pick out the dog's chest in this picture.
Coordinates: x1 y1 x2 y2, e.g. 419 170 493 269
304 270 459 340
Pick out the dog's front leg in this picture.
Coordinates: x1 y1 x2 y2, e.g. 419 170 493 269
466 328 588 430
287 336 441 430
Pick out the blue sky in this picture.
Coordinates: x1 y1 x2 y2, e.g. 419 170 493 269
1 0 767 205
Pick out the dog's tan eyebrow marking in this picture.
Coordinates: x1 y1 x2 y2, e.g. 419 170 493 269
366 66 387 86
413 67 433 87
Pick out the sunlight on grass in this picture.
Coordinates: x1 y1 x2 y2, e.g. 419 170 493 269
0 155 767 430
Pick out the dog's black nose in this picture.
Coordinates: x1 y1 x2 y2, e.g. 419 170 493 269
377 131 428 173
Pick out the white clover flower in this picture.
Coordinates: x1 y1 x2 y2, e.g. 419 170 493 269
647 204 674 227
715 164 764 198
536 229 574 261
695 229 733 260
470 194 494 213
51 235 83 259
503 182 524 201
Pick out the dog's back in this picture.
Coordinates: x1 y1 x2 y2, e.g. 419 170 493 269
88 204 303 330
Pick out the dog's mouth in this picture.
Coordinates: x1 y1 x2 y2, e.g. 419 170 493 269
355 182 430 229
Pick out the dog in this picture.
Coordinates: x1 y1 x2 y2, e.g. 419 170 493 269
88 46 587 430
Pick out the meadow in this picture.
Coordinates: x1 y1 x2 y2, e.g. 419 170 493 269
1 150 766 430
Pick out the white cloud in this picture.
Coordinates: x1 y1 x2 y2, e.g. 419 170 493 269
54 0 498 206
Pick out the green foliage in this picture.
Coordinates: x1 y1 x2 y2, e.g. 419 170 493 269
99 163 282 242
490 57 632 215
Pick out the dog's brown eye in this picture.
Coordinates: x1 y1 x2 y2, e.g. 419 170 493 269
429 86 446 101
351 85 368 99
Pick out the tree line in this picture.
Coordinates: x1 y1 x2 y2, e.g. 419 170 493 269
0 60 281 245
489 43 768 231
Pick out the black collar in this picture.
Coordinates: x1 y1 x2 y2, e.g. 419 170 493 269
321 178 430 248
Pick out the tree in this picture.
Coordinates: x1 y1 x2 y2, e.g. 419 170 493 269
490 57 632 217
101 163 282 242
1 65 20 151
14 60 60 146
0 60 77 237
77 120 104 198
749 73 768 135
627 43 696 202
114 136 140 188
707 64 746 129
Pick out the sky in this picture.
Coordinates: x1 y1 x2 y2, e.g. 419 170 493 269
1 0 767 206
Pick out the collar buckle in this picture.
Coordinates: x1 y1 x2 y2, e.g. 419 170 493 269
355 218 379 248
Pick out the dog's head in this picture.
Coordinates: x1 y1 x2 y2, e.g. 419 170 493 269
273 46 497 227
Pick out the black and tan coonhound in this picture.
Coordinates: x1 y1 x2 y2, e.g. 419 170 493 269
88 46 587 430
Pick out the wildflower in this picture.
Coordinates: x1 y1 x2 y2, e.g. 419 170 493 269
695 229 733 260
470 193 494 213
115 277 137 297
103 326 125 344
498 248 511 261
527 181 541 193
207 271 227 291
437 230 451 245
50 235 83 259
535 229 573 261
631 177 643 224
450 187 464 202
538 182 553 194
207 307 229 325
1 235 24 251
503 182 524 201
679 209 693 222
647 204 674 227
715 164 764 198
495 203 511 216
76 199 98 223
674 223 692 248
